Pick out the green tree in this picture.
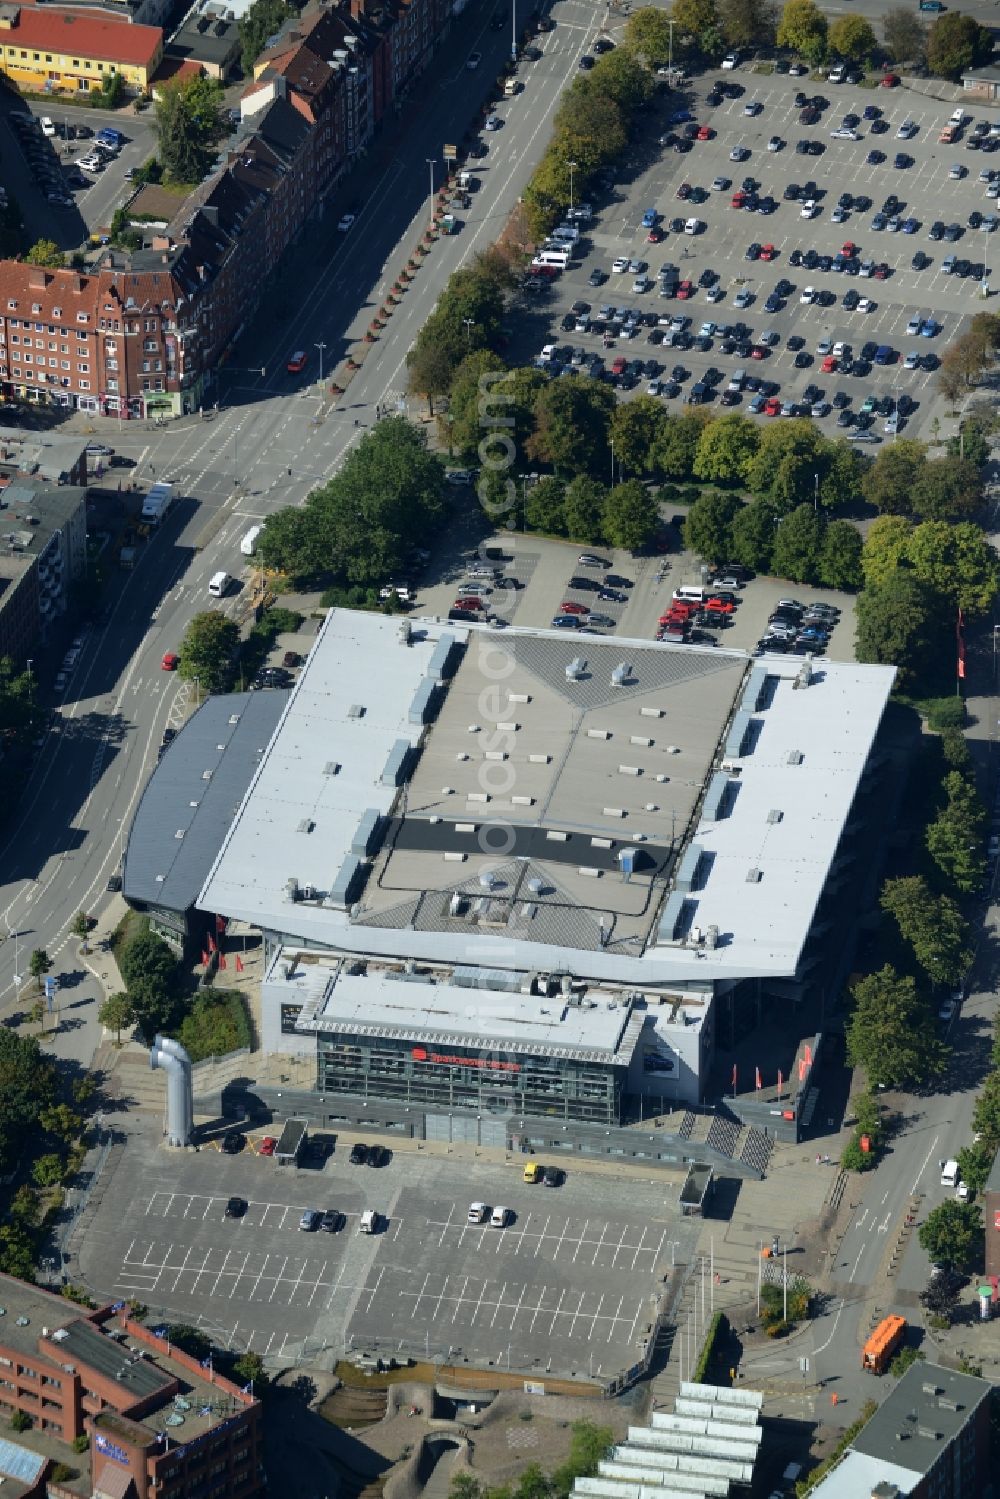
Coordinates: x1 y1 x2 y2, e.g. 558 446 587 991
154 74 227 184
683 490 741 563
905 520 1000 615
693 413 760 484
407 339 457 417
563 476 608 543
926 771 988 894
438 349 506 457
920 1267 963 1321
918 1200 981 1270
239 0 295 74
600 480 654 552
818 520 862 591
828 13 876 60
119 929 179 996
449 1477 484 1499
29 949 51 992
771 504 823 584
527 380 615 477
178 612 239 694
99 991 136 1045
730 500 776 573
623 5 673 64
777 0 828 63
862 440 926 516
669 0 721 49
255 507 326 581
718 0 777 49
523 476 567 535
24 239 63 268
973 1070 1000 1149
880 876 971 986
937 344 974 404
551 1422 614 1499
884 7 927 63
610 396 667 476
745 419 824 508
39 1103 82 1144
31 1153 63 1188
860 515 915 590
0 1029 57 1174
98 68 124 107
590 48 654 114
926 11 993 79
651 410 711 478
957 1143 993 1196
178 992 251 1062
911 459 982 522
846 965 945 1089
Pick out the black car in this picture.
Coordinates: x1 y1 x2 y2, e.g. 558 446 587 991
870 118 889 135
707 89 723 106
786 333 805 350
221 1131 246 1155
599 587 628 602
833 390 851 408
789 248 803 265
320 1209 345 1232
842 289 859 309
784 183 801 201
854 194 872 212
971 261 986 279
543 1166 565 1187
107 873 123 892
970 211 984 229
579 53 594 68
794 91 808 107
795 138 810 155
594 35 614 51
367 1144 390 1167
698 268 717 287
468 139 488 158
674 138 693 153
911 251 929 270
605 573 634 587
349 1142 369 1165
225 1196 248 1218
745 242 761 260
588 267 606 286
955 258 972 277
794 350 811 367
803 250 819 268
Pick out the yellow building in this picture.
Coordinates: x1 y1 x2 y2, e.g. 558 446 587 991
0 4 163 94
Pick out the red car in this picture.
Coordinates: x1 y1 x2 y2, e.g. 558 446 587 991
764 397 782 415
821 354 837 373
750 345 767 360
561 601 589 615
258 1136 277 1156
455 596 485 610
612 356 627 374
647 226 664 242
873 262 889 280
881 73 899 88
696 125 713 140
529 263 559 278
731 191 746 209
286 349 307 374
842 240 857 258
705 598 734 614
759 243 776 261
161 651 179 671
677 280 693 299
676 181 692 199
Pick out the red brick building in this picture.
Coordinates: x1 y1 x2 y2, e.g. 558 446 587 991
0 1274 262 1498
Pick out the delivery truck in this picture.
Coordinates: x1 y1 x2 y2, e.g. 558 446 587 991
862 1314 906 1374
141 482 174 526
275 1117 308 1165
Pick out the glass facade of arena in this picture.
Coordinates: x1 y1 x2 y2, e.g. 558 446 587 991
315 1032 625 1125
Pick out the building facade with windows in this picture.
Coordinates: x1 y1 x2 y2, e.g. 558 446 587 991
0 4 163 93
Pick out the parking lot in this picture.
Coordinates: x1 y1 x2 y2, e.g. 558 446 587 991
518 63 999 441
416 530 855 659
79 1130 697 1377
2 100 156 246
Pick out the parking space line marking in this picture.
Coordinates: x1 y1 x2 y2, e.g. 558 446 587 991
268 1256 289 1302
431 1275 451 1323
261 1331 275 1358
547 1288 566 1334
437 1206 455 1248
209 1249 238 1298
590 1222 607 1266
625 1298 645 1348
201 1197 217 1220
509 1282 528 1328
651 1228 667 1267
490 1282 508 1329
286 1258 309 1304
567 1291 587 1338
527 1287 548 1332
365 1266 385 1314
587 1291 605 1342
630 1225 648 1272
248 1254 272 1304
470 1280 490 1325
228 1321 240 1350
534 1216 551 1257
552 1218 571 1261
187 1248 214 1294
513 1212 531 1254
170 1245 193 1294
607 1293 624 1341
609 1224 628 1268
412 1273 432 1319
451 1275 469 1323
571 1220 589 1263
228 1251 252 1298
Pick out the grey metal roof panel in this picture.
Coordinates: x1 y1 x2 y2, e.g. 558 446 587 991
123 690 288 912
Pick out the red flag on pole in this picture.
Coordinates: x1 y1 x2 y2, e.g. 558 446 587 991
804 1043 813 1067
731 1063 737 1092
201 951 210 967
207 933 216 953
755 1067 762 1091
235 954 244 973
798 1059 807 1082
957 607 966 681
215 914 226 934
218 951 227 970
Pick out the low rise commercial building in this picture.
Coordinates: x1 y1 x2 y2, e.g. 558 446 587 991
167 0 240 79
0 4 163 94
0 1272 263 1497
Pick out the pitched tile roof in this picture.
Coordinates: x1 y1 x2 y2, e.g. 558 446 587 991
0 6 162 67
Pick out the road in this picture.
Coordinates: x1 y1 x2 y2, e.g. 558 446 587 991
0 0 606 1044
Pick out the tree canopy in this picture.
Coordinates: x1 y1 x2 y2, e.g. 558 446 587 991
24 240 63 268
926 11 993 79
880 876 971 986
846 965 945 1090
154 74 227 184
0 1029 57 1176
926 772 987 894
178 612 239 694
828 14 876 60
239 0 297 75
918 1200 981 1270
777 0 828 63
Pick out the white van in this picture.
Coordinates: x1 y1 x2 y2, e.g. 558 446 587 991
550 224 579 244
240 525 262 557
683 217 702 235
490 1205 510 1227
208 571 231 597
673 585 706 604
941 1159 959 1187
533 249 569 269
359 1208 378 1234
727 369 746 392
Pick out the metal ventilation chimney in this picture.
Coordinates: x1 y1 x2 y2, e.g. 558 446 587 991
150 1035 194 1146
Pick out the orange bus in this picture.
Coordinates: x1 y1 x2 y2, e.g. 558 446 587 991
862 1315 906 1374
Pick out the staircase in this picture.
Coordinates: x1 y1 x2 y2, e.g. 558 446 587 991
736 1125 774 1176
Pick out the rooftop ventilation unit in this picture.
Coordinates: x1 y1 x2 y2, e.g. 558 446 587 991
347 703 365 719
705 924 719 949
746 867 762 883
285 878 300 902
566 656 586 681
787 750 804 766
724 711 752 759
351 808 383 857
767 808 783 824
611 662 631 688
427 633 457 682
296 818 315 834
397 619 412 646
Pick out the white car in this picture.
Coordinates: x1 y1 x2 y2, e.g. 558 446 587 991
721 52 738 69
468 1201 489 1224
467 51 481 68
612 256 629 273
758 329 779 346
490 1205 511 1227
337 213 356 232
711 176 731 191
831 127 859 141
816 336 833 356
906 316 923 335
767 136 782 152
858 297 875 312
884 414 900 434
730 144 750 162
896 120 917 139
800 199 818 218
698 320 717 336
683 218 702 234
78 155 104 172
744 100 762 116
800 286 816 304
706 285 724 302
40 116 56 137
832 341 846 358
903 351 919 369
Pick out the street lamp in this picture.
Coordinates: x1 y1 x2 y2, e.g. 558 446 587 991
567 159 578 215
426 157 436 231
315 342 327 384
511 0 517 63
813 472 819 513
462 317 475 346
667 18 675 77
